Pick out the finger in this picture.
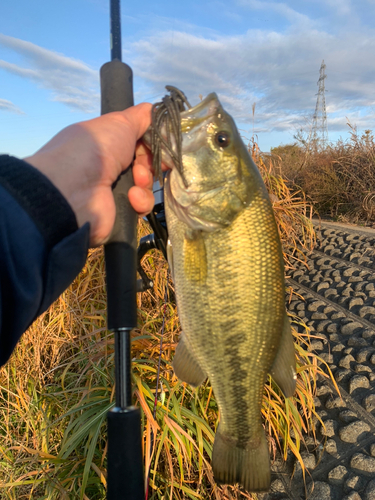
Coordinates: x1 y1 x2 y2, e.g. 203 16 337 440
137 140 171 173
135 141 154 173
133 163 153 190
120 102 153 140
128 185 155 216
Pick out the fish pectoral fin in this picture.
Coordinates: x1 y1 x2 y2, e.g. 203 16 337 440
173 332 207 387
212 424 270 492
269 313 297 398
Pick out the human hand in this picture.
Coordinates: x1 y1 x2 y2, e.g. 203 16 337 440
24 103 154 247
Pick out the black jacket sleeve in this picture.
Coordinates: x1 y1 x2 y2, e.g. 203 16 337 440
0 155 90 366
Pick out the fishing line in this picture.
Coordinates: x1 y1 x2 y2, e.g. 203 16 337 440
145 278 169 500
150 86 191 186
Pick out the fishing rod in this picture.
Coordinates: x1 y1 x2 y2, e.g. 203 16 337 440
100 2 169 498
100 1 144 498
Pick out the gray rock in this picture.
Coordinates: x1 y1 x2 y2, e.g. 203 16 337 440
317 384 333 396
344 268 358 276
339 421 371 443
360 306 375 318
345 474 362 491
321 419 337 437
369 373 375 382
339 410 358 423
351 453 375 474
354 364 372 372
348 337 369 347
335 369 352 382
344 347 355 354
325 439 337 455
320 352 334 363
308 481 332 500
349 297 365 308
363 394 375 411
371 444 375 457
324 306 337 314
349 375 370 394
342 322 363 335
355 282 367 291
371 354 375 364
293 451 316 478
270 478 286 493
327 324 339 333
326 396 346 409
317 282 330 292
328 465 348 483
308 301 326 312
317 321 331 333
339 296 351 305
365 479 375 500
313 396 322 409
332 312 346 320
301 450 316 469
309 340 324 351
332 343 346 352
311 312 328 320
343 491 362 500
356 348 374 362
363 330 375 339
339 354 355 369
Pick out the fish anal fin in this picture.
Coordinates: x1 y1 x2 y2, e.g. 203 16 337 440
173 332 207 387
183 230 207 283
269 313 297 398
212 424 271 492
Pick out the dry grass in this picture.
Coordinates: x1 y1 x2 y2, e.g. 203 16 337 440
271 126 375 224
0 149 333 499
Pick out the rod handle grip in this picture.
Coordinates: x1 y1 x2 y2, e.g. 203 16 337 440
107 408 145 500
100 59 137 330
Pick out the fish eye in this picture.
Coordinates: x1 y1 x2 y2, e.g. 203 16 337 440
215 131 231 148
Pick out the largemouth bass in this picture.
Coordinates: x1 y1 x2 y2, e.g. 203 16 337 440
146 91 296 492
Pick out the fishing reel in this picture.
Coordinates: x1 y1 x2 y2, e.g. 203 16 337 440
136 176 169 292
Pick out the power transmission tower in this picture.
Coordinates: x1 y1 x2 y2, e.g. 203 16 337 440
312 60 328 148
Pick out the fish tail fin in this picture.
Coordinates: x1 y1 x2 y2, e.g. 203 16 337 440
212 426 270 492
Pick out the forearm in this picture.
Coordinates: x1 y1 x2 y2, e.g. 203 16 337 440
0 155 90 366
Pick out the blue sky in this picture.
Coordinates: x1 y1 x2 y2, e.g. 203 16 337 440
1 0 375 157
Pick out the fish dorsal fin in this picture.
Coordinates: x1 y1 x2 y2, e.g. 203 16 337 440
183 229 207 284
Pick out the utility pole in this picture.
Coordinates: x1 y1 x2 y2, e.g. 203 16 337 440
312 60 328 149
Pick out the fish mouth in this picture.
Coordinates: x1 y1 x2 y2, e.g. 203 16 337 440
180 93 221 129
180 92 218 116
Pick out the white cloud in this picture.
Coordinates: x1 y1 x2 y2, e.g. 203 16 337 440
131 22 375 136
0 34 99 113
0 98 24 114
